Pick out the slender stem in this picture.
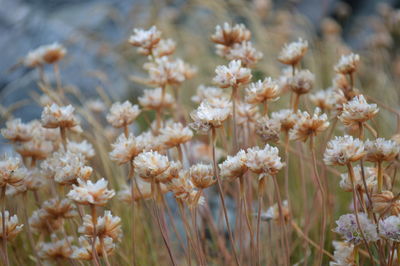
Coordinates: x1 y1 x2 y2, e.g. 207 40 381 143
60 127 67 150
377 161 383 193
100 237 112 266
124 123 129 138
177 201 195 266
177 144 184 163
256 177 265 266
23 193 42 266
54 63 63 95
232 85 238 152
90 205 101 266
347 163 376 265
129 161 137 266
211 127 240 266
239 176 254 264
272 175 290 265
309 136 326 265
293 93 300 112
1 187 9 266
190 207 206 266
263 101 268 117
354 246 359 266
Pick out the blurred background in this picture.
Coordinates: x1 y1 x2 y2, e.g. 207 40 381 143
1 0 400 151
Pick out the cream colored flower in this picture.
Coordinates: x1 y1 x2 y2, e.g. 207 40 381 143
271 109 297 133
24 47 45 67
79 211 122 242
372 191 400 216
289 108 329 142
156 161 182 183
106 101 141 128
41 103 78 129
29 209 63 234
330 241 354 266
159 122 193 148
189 164 215 189
261 200 290 222
365 138 399 162
15 134 53 160
72 236 115 260
153 39 176 57
129 26 161 55
213 60 252 88
147 56 187 87
1 118 32 142
339 95 378 127
67 140 95 160
86 99 107 113
324 135 365 166
255 117 281 142
227 41 263 67
334 53 360 75
0 157 26 188
245 78 280 104
109 133 144 165
42 198 78 220
211 23 251 47
41 150 92 185
67 178 115 206
339 166 376 192
246 144 284 176
191 85 226 103
118 180 153 202
309 88 337 111
278 38 308 65
138 87 175 110
288 69 315 95
219 150 248 181
38 235 73 259
6 169 44 196
133 151 170 181
0 211 23 240
190 100 231 133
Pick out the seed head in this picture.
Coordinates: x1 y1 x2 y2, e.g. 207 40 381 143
153 39 176 57
159 122 193 148
41 43 67 64
0 157 26 188
227 41 263 67
255 117 281 143
191 85 226 103
372 191 400 216
189 163 215 189
211 23 251 47
1 118 32 142
339 166 377 192
129 26 161 55
79 211 122 242
246 144 284 176
339 95 379 127
261 200 290 222
334 53 360 75
271 109 297 133
219 150 248 181
190 100 231 133
41 104 78 129
72 236 115 260
245 77 280 104
309 88 337 111
67 140 95 160
287 69 315 95
365 138 399 162
38 235 74 260
133 151 170 181
236 102 260 125
0 211 23 240
109 133 144 165
138 87 175 110
330 241 355 266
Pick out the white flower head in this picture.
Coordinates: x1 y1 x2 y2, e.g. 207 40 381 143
324 135 365 166
67 178 115 206
213 60 252 88
333 213 378 244
379 215 400 242
339 95 379 127
278 38 308 65
246 144 284 176
106 101 141 128
334 53 360 74
365 138 400 162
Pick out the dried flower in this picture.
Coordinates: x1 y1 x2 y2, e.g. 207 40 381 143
339 166 377 192
245 78 280 104
219 150 248 181
156 161 182 183
29 209 64 234
72 236 115 260
153 39 176 57
289 108 329 142
86 99 107 113
288 69 315 95
190 100 231 133
333 213 378 244
330 241 355 266
255 117 281 142
129 26 161 55
261 200 290 222
67 140 95 160
335 53 360 75
24 47 45 68
79 211 122 241
147 57 188 87
109 133 144 165
309 88 337 111
324 135 365 166
6 169 44 196
379 216 400 242
38 235 73 259
106 101 141 128
0 157 26 188
213 60 252 88
191 85 226 103
246 144 284 176
41 43 67 64
159 122 193 148
227 41 263 67
42 198 78 220
271 109 297 133
236 102 260 125
372 191 400 216
67 178 115 206
364 138 399 162
133 151 170 181
0 211 23 240
211 23 251 47
278 38 308 66
41 104 78 129
339 95 378 127
1 119 32 142
189 164 215 189
138 87 175 110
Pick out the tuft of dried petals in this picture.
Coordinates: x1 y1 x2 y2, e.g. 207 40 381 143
364 138 399 162
1 118 32 142
106 101 141 128
277 38 308 66
330 241 355 266
129 26 161 55
159 122 193 148
219 150 248 181
372 191 400 216
289 108 329 142
67 178 115 206
213 60 252 88
338 95 378 127
189 163 216 189
109 133 144 165
339 166 377 192
138 87 175 111
245 78 280 104
190 100 231 133
324 135 365 166
79 210 122 241
0 157 26 188
133 151 170 181
41 103 78 129
334 53 360 75
246 144 284 177
211 23 251 47
0 211 23 240
38 235 74 260
255 117 281 143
